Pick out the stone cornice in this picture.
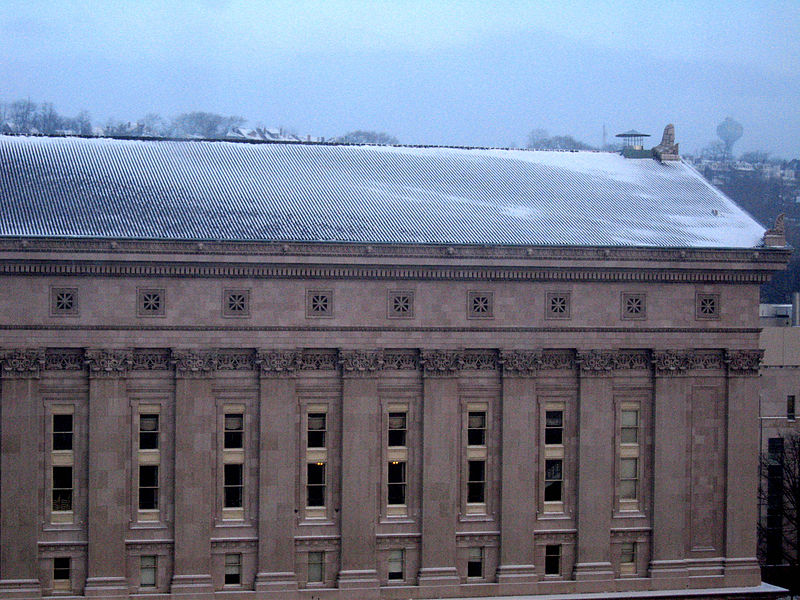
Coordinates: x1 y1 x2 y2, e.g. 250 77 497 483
0 259 779 284
85 349 133 377
576 350 650 376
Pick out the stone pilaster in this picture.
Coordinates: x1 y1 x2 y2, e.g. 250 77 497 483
83 350 132 598
572 351 615 581
648 350 692 584
417 350 461 587
0 350 44 598
170 350 216 596
254 351 300 592
336 350 382 593
723 350 763 586
495 351 540 583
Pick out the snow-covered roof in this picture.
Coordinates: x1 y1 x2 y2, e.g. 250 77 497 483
0 135 766 248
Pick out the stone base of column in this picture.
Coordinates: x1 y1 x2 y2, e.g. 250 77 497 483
84 576 129 597
0 579 42 598
417 566 460 586
254 571 298 592
336 569 380 591
723 557 762 587
170 573 214 596
649 559 690 582
495 564 538 583
573 561 615 581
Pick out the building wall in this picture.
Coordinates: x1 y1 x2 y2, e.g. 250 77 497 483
0 241 782 599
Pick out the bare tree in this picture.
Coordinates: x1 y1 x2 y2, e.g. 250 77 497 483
335 130 399 144
759 432 800 595
171 112 245 139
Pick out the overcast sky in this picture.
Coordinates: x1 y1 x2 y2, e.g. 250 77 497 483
2 1 799 156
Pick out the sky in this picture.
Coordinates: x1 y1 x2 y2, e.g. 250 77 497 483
2 0 800 157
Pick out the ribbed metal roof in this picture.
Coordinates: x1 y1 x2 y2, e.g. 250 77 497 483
0 135 765 248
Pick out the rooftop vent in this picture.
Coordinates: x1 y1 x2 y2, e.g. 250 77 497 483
616 130 651 158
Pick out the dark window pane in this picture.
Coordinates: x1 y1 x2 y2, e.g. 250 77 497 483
545 545 560 574
467 482 485 503
53 466 72 488
308 413 326 448
139 465 158 487
307 485 325 507
544 480 562 502
140 415 159 450
388 429 406 447
545 459 562 481
545 411 562 428
52 489 73 511
388 461 405 483
544 428 563 445
224 486 243 508
53 432 73 451
468 460 485 482
388 483 406 505
53 557 70 579
224 463 243 485
307 463 325 484
467 412 486 445
139 487 158 509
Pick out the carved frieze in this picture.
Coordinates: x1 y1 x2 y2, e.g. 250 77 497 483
421 350 464 375
45 349 85 371
172 350 216 377
461 350 499 370
577 350 617 374
383 350 419 370
298 350 338 371
85 349 133 377
215 350 256 371
613 351 650 370
500 350 543 375
0 349 45 378
653 349 726 375
725 349 763 376
131 349 172 370
339 350 385 376
125 541 174 553
256 350 302 376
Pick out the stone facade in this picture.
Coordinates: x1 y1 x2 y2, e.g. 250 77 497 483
0 238 789 599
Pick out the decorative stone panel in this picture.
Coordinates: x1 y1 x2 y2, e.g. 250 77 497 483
339 350 385 376
652 350 726 376
298 350 338 371
256 350 302 376
131 349 172 371
421 350 464 376
45 349 85 371
172 350 216 377
85 349 133 377
383 350 419 371
215 350 256 371
725 349 763 376
0 349 45 378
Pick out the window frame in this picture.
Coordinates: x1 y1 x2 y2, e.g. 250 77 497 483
224 553 242 586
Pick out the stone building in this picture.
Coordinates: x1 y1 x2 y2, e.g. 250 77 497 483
0 134 790 599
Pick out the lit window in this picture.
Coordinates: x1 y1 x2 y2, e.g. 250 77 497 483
388 549 404 581
139 414 159 450
53 414 73 451
544 459 562 502
307 463 326 507
139 465 159 510
308 551 324 583
388 412 407 447
467 547 483 578
224 414 244 449
308 413 326 448
224 464 243 508
52 466 73 511
467 460 486 503
224 553 241 586
388 461 406 505
140 555 157 588
545 410 563 445
544 545 560 575
468 411 486 446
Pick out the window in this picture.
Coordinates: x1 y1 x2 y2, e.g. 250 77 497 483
50 287 78 316
467 547 483 578
696 292 719 319
308 551 324 583
620 542 636 575
224 414 244 449
388 461 406 505
308 413 326 448
139 465 159 510
52 466 73 511
546 292 570 319
621 409 639 444
468 291 493 318
467 460 486 503
467 411 486 446
388 412 407 447
306 290 333 317
140 555 157 588
223 289 250 317
138 288 165 316
53 414 73 451
53 557 70 590
388 291 414 318
224 464 244 508
619 458 638 500
544 459 562 502
388 549 404 581
139 414 159 450
544 545 561 575
224 553 241 586
307 463 326 507
622 293 646 319
545 410 563 445
789 395 796 421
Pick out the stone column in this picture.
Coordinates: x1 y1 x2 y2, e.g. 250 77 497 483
572 351 615 581
254 351 299 592
0 350 44 598
723 350 763 586
83 350 132 598
417 350 461 587
495 351 539 583
648 350 691 583
336 350 382 592
170 351 216 596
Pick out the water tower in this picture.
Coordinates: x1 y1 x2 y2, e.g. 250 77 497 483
616 130 651 158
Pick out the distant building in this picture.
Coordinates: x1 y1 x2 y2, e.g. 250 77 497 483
0 134 790 599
